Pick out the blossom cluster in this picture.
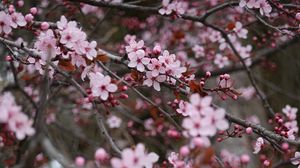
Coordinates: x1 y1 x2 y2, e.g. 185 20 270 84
168 152 192 168
158 0 187 16
239 0 272 16
0 92 35 140
220 149 250 168
0 10 26 35
178 93 229 139
110 143 159 168
125 39 187 91
282 105 299 140
31 16 97 77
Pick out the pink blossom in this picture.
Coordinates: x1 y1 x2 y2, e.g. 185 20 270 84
70 52 87 67
143 71 166 91
82 41 97 60
107 115 122 128
253 137 264 154
282 105 298 120
182 115 205 137
176 101 189 116
187 94 213 116
292 151 300 167
111 143 159 168
0 92 35 140
214 54 230 68
192 45 205 58
257 0 272 16
147 58 165 77
200 108 229 136
168 152 191 168
128 50 150 72
89 72 118 100
125 39 144 53
159 0 175 15
8 112 35 140
233 22 248 39
34 29 58 60
239 0 259 8
10 12 26 28
0 11 13 34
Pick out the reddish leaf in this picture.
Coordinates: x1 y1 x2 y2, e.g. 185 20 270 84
58 60 75 72
227 22 235 30
96 54 109 62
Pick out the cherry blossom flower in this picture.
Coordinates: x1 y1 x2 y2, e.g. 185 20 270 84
292 151 300 168
147 58 165 77
111 143 159 168
10 12 26 28
126 39 144 54
59 26 80 48
253 137 264 154
182 115 205 137
239 0 259 8
0 11 13 34
34 29 58 60
168 152 191 168
8 112 35 140
220 150 247 168
70 52 87 67
282 105 298 120
159 0 175 15
0 92 35 140
107 115 122 128
128 50 150 72
57 15 77 30
186 94 213 116
143 71 166 91
192 45 205 58
257 0 272 16
81 41 97 60
240 86 255 100
200 108 229 136
214 54 230 68
89 72 118 100
176 101 189 116
233 22 248 39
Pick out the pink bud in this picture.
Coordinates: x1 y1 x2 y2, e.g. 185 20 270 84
121 86 128 91
17 0 24 7
75 156 85 167
8 5 15 14
205 71 211 78
263 160 270 167
179 146 190 156
40 22 49 30
5 55 12 61
119 93 128 99
223 73 230 80
153 45 161 55
296 13 300 21
281 143 289 150
95 148 107 161
30 7 38 15
25 14 34 22
245 127 253 134
240 154 250 164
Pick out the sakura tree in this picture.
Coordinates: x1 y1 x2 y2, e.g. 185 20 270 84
0 0 300 167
